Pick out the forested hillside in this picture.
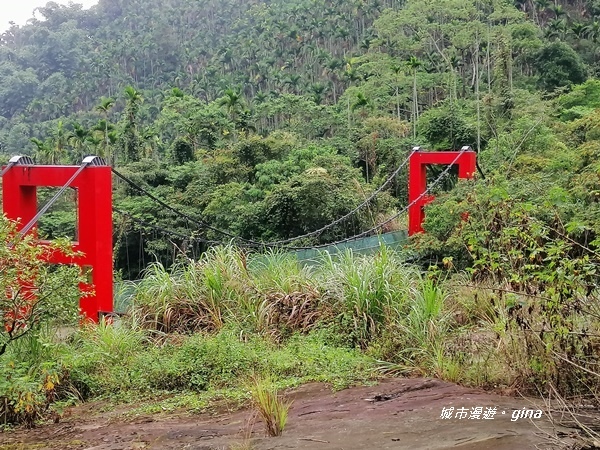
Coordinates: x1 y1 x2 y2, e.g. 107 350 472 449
1 0 600 278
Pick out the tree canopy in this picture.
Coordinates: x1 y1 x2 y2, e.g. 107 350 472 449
1 0 600 277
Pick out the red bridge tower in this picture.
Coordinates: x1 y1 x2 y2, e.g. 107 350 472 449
2 156 113 321
408 146 476 236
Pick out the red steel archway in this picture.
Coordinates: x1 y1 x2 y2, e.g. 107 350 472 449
408 147 476 236
2 158 113 321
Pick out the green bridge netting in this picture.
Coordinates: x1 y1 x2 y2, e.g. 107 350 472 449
294 230 408 262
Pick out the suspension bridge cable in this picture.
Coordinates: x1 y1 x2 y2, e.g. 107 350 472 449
1 156 35 178
0 162 16 178
111 151 415 248
112 149 465 252
111 168 261 247
113 208 224 245
260 150 416 246
112 149 466 250
286 148 468 251
18 161 91 238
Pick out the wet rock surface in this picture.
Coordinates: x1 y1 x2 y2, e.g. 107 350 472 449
1 378 575 450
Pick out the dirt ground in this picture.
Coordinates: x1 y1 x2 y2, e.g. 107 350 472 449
1 378 580 450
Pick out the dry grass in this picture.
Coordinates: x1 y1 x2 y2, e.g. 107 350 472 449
533 382 600 449
229 411 257 450
128 245 418 345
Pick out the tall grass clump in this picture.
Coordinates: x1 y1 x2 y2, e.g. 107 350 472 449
129 244 422 347
192 245 250 329
131 247 327 338
130 261 181 332
406 277 449 344
60 318 145 397
367 273 460 381
132 245 250 333
246 250 324 337
401 278 455 378
250 376 292 437
319 246 415 347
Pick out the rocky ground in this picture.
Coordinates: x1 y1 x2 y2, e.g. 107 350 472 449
1 378 583 450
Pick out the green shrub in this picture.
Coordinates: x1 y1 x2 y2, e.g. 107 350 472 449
62 326 374 401
0 360 61 427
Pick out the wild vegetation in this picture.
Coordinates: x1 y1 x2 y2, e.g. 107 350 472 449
0 0 600 444
0 241 598 441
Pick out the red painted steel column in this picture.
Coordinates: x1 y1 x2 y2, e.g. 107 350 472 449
78 166 113 320
3 165 40 327
408 149 476 236
457 151 477 178
2 166 38 233
408 150 426 236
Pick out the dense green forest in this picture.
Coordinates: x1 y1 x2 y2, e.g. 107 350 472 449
1 0 600 277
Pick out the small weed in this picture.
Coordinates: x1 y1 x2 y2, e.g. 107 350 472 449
229 442 255 450
250 377 292 437
0 445 46 450
229 411 257 450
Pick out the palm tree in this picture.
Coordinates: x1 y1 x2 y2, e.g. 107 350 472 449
141 126 159 159
571 22 587 40
86 135 103 156
546 19 568 40
123 86 144 164
30 138 52 164
93 119 114 154
344 61 362 125
284 74 303 94
68 122 90 162
549 4 566 20
406 56 422 142
390 63 404 120
351 92 371 117
50 121 68 164
584 20 600 42
218 88 244 123
95 97 115 116
309 83 327 105
325 58 343 101
534 0 551 26
352 92 375 183
254 91 268 104
95 97 115 161
124 86 143 116
344 63 361 85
